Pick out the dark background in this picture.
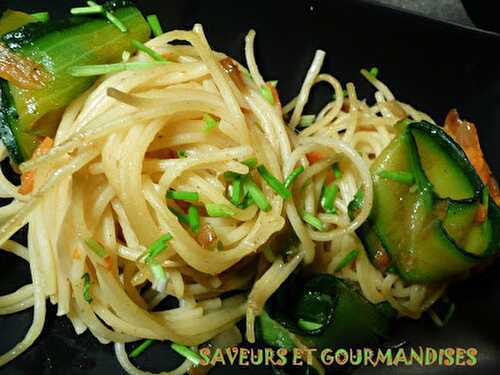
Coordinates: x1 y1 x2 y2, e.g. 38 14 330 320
0 0 499 374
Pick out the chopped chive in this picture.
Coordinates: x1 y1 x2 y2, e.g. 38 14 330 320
284 166 305 189
257 165 291 199
147 14 163 37
223 171 240 181
84 238 107 258
216 240 224 251
238 194 254 209
203 114 219 132
378 170 414 185
171 343 202 366
441 302 456 327
302 211 325 231
177 149 187 158
321 183 339 214
269 80 278 87
149 259 167 290
131 39 167 62
229 178 242 206
298 319 323 331
332 162 342 179
69 62 169 77
85 0 127 32
105 10 127 32
130 339 155 358
31 12 49 22
188 206 200 233
335 249 359 272
244 177 271 212
70 5 104 15
205 203 236 217
166 190 199 202
332 89 348 101
144 233 173 264
169 206 189 225
299 115 316 127
429 301 456 328
351 190 364 210
369 66 379 78
260 85 274 105
82 273 92 304
241 158 258 169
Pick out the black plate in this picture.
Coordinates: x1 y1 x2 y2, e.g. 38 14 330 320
1 1 500 374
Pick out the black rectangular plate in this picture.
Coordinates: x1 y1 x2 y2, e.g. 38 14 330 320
1 1 499 374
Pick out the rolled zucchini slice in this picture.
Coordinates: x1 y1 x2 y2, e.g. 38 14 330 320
0 1 150 163
356 120 500 284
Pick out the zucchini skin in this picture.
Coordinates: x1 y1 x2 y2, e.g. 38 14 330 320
357 120 500 284
0 79 22 163
257 274 394 350
0 1 150 163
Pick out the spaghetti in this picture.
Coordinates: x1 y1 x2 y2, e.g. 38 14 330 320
0 24 446 374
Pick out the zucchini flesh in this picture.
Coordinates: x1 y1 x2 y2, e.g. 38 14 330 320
359 120 499 284
0 1 150 163
0 10 36 36
412 128 477 200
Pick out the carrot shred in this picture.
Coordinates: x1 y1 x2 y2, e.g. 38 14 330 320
17 137 53 195
72 249 81 260
266 82 281 109
32 136 54 158
306 151 325 165
18 171 35 195
444 109 500 205
103 255 113 270
474 205 488 224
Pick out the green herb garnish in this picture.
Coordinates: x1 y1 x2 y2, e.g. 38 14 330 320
203 114 219 132
131 39 167 62
368 66 379 78
205 203 236 217
320 183 339 214
244 177 271 212
129 339 155 358
166 190 199 202
188 206 200 233
171 343 202 365
297 319 323 331
30 12 49 22
257 165 291 199
229 178 242 206
299 115 316 127
70 5 104 15
147 14 163 37
144 233 173 264
377 170 414 185
334 249 359 272
260 85 274 105
332 162 342 179
241 158 258 169
302 211 325 231
82 273 92 304
284 166 305 189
